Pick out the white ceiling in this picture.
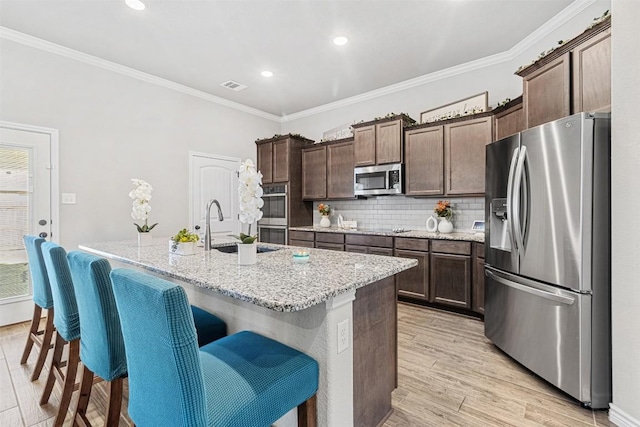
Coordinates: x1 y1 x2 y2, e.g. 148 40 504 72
0 0 577 117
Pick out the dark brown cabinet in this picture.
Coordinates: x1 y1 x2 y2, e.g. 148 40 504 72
517 18 611 129
272 140 290 183
354 125 376 166
394 238 430 301
493 96 525 141
257 142 273 183
353 115 414 167
430 241 471 309
522 53 571 129
315 232 344 251
345 234 393 256
472 243 485 314
444 116 493 195
302 145 327 200
404 126 444 196
572 28 611 114
257 135 313 185
289 230 315 248
327 140 355 199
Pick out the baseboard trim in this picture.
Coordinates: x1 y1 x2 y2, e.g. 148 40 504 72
610 404 640 427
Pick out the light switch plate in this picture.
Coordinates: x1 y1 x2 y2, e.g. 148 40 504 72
61 193 76 204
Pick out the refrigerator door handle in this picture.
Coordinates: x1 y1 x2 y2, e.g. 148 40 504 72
506 147 520 252
512 146 527 258
485 269 575 305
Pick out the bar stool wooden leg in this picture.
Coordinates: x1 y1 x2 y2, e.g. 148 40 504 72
40 332 64 405
297 394 317 427
51 340 80 427
20 304 42 364
73 365 94 427
31 308 55 381
105 377 123 427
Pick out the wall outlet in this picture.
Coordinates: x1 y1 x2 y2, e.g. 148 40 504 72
337 319 349 354
61 193 76 204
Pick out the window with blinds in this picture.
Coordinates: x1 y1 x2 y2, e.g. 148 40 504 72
0 146 30 299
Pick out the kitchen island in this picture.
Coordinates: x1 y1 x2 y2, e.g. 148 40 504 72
79 238 417 427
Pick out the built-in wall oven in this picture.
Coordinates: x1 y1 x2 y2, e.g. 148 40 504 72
258 184 288 245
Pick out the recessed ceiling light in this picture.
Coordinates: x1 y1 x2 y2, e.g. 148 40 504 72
333 36 348 46
125 0 146 11
261 70 274 78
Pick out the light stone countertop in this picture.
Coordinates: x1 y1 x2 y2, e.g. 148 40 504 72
79 238 417 313
289 226 485 243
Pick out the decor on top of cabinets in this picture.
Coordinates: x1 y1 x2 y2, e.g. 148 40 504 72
235 159 264 265
434 200 453 234
169 228 199 255
419 92 488 124
129 178 157 246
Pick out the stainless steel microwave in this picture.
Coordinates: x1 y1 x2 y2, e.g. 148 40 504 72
354 163 404 196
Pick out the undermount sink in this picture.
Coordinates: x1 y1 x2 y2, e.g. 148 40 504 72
214 245 280 254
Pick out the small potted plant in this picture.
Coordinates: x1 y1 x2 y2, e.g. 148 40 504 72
235 159 264 265
318 203 331 228
434 200 454 234
170 228 199 255
129 178 158 246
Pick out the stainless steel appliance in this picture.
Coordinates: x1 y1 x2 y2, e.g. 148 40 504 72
484 112 611 409
354 163 403 196
258 184 288 244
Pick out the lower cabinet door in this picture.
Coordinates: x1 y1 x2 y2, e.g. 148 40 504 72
430 253 471 308
289 239 314 249
394 249 429 301
316 242 344 251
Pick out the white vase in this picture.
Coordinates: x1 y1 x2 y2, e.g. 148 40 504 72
238 242 257 265
138 232 153 247
438 218 454 234
320 215 331 228
426 215 438 232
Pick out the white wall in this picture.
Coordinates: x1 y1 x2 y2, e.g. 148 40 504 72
0 39 279 250
610 0 640 424
281 1 611 140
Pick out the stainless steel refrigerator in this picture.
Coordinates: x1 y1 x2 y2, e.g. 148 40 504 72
484 112 611 409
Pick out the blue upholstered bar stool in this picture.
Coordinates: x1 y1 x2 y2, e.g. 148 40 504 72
21 235 55 381
40 242 81 427
67 251 228 426
110 268 319 427
66 251 128 427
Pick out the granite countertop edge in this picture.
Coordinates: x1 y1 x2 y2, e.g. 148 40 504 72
290 226 485 243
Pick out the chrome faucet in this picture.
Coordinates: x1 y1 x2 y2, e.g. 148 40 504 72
204 199 224 251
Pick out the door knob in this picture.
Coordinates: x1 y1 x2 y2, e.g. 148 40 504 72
39 219 48 226
39 232 48 238
195 225 201 230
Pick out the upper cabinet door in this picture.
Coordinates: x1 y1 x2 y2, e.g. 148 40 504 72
572 28 611 114
301 145 327 200
327 141 355 199
405 126 444 196
354 125 376 166
444 116 493 195
257 142 273 184
272 140 290 183
376 120 402 164
494 102 524 141
523 52 571 128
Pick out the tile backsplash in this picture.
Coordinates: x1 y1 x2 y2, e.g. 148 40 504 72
312 196 485 231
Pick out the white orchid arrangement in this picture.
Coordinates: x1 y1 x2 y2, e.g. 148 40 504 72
129 179 158 233
235 159 264 244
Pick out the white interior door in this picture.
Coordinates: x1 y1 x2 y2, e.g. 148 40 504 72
189 152 240 240
0 125 54 326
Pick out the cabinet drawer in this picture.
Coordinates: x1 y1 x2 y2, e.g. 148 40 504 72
289 230 314 242
289 239 315 249
316 242 344 251
476 243 485 259
345 234 393 248
395 238 429 252
369 247 394 256
316 232 345 244
431 240 471 255
345 245 368 254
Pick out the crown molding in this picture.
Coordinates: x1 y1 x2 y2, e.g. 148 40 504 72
0 27 282 123
0 0 599 124
281 0 599 122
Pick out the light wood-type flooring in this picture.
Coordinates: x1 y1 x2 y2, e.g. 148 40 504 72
0 303 612 426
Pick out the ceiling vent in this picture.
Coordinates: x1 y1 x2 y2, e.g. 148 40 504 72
220 80 248 91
